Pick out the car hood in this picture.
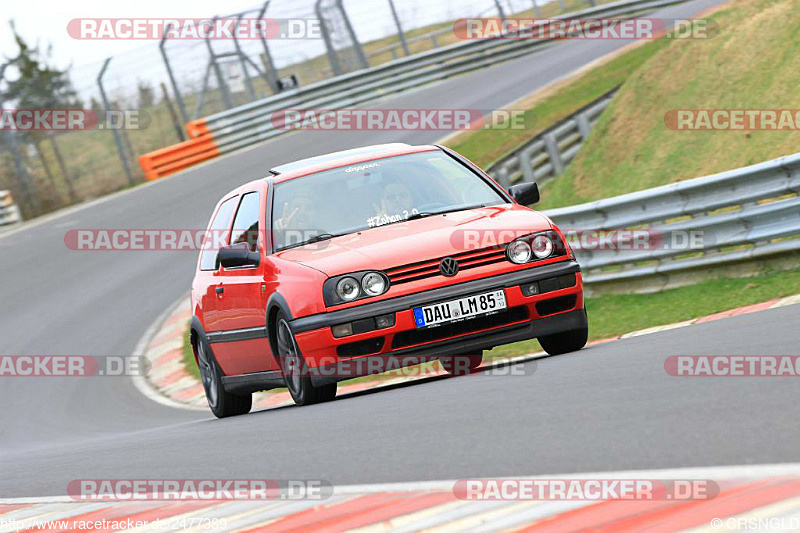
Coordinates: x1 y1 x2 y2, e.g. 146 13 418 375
275 204 553 276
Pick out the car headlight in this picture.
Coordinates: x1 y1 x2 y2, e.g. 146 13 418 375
532 234 554 259
325 271 390 306
336 277 361 301
362 272 386 296
507 239 532 264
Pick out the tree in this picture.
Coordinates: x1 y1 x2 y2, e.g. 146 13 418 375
2 20 82 203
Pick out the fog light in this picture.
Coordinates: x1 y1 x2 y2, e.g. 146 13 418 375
521 282 539 297
375 313 395 329
332 323 353 338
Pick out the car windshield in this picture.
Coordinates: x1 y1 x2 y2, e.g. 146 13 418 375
272 150 507 251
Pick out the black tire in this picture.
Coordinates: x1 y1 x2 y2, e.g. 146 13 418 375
274 312 337 406
538 309 589 356
196 336 252 418
440 352 483 376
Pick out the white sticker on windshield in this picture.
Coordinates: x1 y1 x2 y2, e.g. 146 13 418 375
345 162 380 173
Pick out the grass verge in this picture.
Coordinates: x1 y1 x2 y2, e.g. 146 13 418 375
541 0 800 209
446 37 670 168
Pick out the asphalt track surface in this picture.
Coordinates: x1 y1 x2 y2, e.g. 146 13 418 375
3 0 790 499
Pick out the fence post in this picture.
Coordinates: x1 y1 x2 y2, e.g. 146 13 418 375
387 0 410 56
233 15 257 102
258 0 281 93
159 26 189 125
336 0 369 69
97 57 135 186
207 17 234 110
160 82 186 142
315 0 344 77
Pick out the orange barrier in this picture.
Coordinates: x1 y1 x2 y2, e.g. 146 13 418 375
186 118 210 139
138 134 219 181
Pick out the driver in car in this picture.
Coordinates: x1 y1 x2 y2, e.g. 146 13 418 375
374 180 414 219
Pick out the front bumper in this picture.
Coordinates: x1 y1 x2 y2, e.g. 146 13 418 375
290 259 585 384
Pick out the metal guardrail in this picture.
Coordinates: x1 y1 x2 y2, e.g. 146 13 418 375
0 190 23 226
488 88 618 188
542 153 800 291
194 0 682 149
137 0 688 179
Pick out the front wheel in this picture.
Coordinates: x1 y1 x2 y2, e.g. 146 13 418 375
275 313 337 406
538 309 588 356
440 352 483 376
197 338 252 418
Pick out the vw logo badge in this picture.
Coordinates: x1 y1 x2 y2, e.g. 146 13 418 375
439 257 459 277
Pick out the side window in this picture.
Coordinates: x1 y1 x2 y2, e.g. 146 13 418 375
200 197 237 271
230 192 261 253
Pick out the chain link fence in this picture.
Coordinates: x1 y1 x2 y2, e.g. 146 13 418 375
0 0 601 220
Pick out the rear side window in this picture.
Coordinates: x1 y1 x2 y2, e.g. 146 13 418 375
200 197 237 271
230 192 261 253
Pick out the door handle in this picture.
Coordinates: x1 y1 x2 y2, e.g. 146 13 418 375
215 286 224 294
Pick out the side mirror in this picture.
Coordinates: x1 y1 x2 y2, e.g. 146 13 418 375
218 243 260 269
508 182 540 205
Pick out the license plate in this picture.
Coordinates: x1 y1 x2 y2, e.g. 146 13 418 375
413 289 507 328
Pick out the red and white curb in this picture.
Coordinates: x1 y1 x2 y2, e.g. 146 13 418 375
135 293 800 413
3 464 800 532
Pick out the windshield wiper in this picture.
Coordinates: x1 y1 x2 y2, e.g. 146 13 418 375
277 232 340 251
404 204 489 222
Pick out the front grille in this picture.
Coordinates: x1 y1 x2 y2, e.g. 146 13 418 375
385 246 507 285
391 306 529 349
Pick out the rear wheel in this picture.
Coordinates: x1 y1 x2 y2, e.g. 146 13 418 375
538 309 589 356
440 352 483 376
197 337 252 418
275 312 337 406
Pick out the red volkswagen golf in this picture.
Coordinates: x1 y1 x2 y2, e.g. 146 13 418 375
191 143 587 417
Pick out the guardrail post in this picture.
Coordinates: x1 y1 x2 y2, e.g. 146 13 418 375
544 133 565 175
97 57 135 187
519 148 536 183
576 112 592 140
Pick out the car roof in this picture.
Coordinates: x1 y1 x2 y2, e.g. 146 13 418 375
269 143 440 183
